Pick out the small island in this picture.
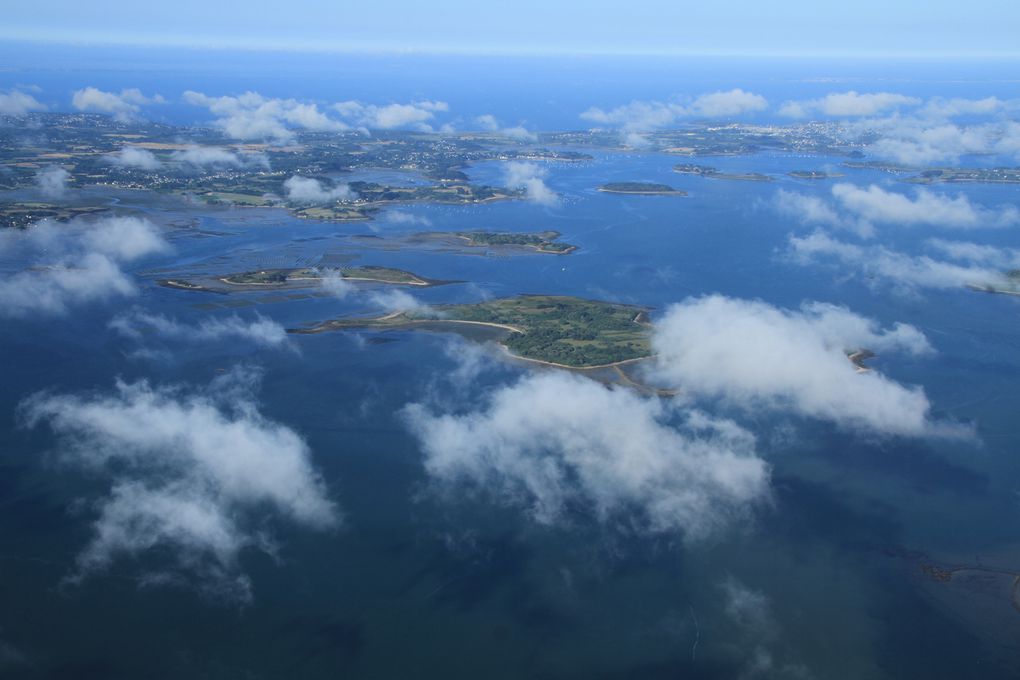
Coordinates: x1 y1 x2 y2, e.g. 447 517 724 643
410 230 577 255
598 182 687 196
159 265 452 293
788 170 845 180
292 295 652 369
673 164 772 182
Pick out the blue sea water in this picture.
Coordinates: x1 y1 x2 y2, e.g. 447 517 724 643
1 47 1020 678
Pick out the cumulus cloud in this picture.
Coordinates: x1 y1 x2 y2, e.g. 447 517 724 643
183 90 347 141
404 371 769 538
775 184 1019 237
504 161 558 206
0 216 169 317
283 175 356 204
106 146 162 170
19 368 338 601
110 311 290 348
473 114 537 141
779 91 919 118
788 230 1012 291
920 96 1006 119
0 89 47 116
334 100 448 131
650 295 955 437
862 119 1020 165
170 145 266 169
71 87 163 122
580 89 768 131
36 165 69 199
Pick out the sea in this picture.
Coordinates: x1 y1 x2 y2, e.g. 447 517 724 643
1 44 1020 678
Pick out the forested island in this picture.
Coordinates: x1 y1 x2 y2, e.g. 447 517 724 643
673 164 772 182
598 182 687 195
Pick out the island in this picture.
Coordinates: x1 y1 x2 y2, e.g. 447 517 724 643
788 170 845 180
291 294 652 369
597 182 687 196
408 230 578 255
158 265 453 293
903 167 1020 185
673 164 772 182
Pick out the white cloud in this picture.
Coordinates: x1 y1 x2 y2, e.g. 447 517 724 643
170 145 267 169
71 87 163 122
333 100 449 131
779 91 919 118
183 90 347 141
861 118 1020 165
688 89 768 118
504 161 558 206
318 269 437 316
110 311 290 348
385 210 432 226
919 96 1006 119
775 184 1019 236
404 371 769 538
788 230 1012 291
19 368 338 601
720 578 813 679
0 216 169 317
106 146 162 170
283 175 356 204
36 165 69 199
580 90 768 131
0 89 46 116
473 114 537 141
650 295 956 437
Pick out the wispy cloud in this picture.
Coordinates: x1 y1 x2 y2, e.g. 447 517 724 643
106 145 162 170
283 175 356 204
0 216 169 317
0 89 46 116
779 91 920 118
19 367 338 602
580 89 768 131
110 310 291 349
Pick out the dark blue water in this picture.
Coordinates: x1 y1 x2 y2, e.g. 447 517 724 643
2 50 1020 678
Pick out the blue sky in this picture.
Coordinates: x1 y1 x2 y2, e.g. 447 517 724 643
3 0 1019 57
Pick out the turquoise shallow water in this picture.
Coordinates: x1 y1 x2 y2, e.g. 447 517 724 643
2 56 1020 678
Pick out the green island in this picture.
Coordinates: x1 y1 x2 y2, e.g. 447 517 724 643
673 164 772 182
292 295 652 368
159 265 450 293
597 182 687 195
410 230 577 254
788 170 845 180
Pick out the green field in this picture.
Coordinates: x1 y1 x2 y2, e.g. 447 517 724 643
222 266 430 286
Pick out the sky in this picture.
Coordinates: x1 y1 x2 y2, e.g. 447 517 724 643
3 0 1020 57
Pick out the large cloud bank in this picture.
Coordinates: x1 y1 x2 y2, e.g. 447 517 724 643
0 216 169 317
650 295 955 437
404 371 769 539
20 368 338 601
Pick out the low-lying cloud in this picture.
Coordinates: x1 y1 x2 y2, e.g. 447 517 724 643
106 146 162 170
504 161 558 206
650 295 956 437
283 175 356 204
71 87 164 122
580 89 768 131
19 368 338 602
0 89 47 116
775 184 1019 237
36 165 69 200
788 230 1014 291
779 91 920 118
404 371 770 538
0 216 169 317
110 311 290 349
